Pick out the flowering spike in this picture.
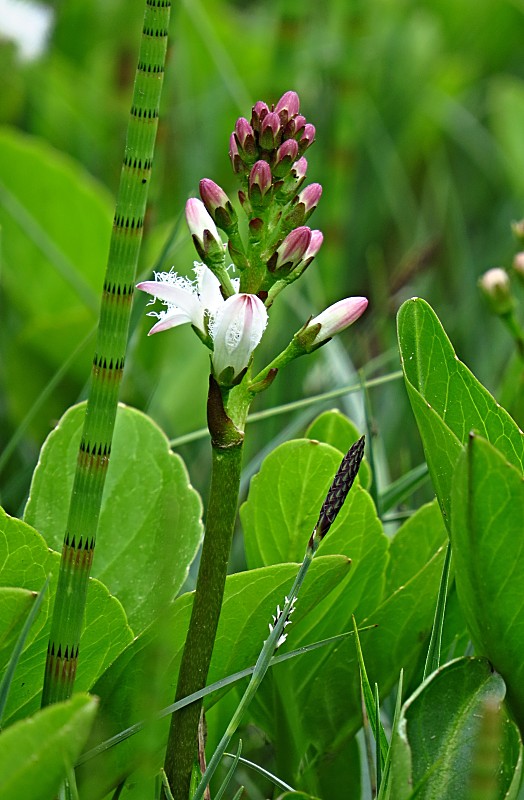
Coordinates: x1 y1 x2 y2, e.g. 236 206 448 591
274 90 300 124
259 111 282 150
211 293 268 385
310 437 366 546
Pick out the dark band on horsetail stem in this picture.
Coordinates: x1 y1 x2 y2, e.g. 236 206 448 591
41 0 171 707
309 435 365 550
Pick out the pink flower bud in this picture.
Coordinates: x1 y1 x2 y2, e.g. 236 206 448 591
292 157 308 181
308 297 368 344
298 123 316 154
297 183 322 215
229 132 245 174
303 229 323 262
285 114 306 138
199 179 229 212
274 90 300 123
211 293 268 384
235 117 257 158
251 100 270 132
275 226 312 271
185 198 223 262
248 160 273 200
259 111 282 150
273 139 299 177
199 179 237 231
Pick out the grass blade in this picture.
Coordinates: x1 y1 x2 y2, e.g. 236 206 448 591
423 542 452 680
375 682 382 791
77 625 375 765
223 753 295 793
214 739 242 800
377 669 404 800
352 615 388 771
379 463 430 513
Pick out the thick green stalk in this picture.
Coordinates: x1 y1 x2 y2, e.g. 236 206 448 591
42 0 171 706
163 379 248 799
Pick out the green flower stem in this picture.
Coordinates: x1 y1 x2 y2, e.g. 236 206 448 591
248 339 304 392
41 0 171 707
163 379 249 799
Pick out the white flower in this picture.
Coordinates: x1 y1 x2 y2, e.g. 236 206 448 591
210 293 268 383
137 265 268 382
136 263 231 336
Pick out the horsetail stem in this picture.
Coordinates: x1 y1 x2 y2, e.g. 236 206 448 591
41 0 171 707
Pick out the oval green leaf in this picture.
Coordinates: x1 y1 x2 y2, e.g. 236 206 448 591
0 693 97 800
24 402 203 633
451 433 524 733
388 657 522 800
397 298 524 525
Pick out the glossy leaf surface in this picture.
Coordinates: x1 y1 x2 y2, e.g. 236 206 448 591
397 298 524 525
387 657 522 799
25 402 203 633
451 434 524 732
0 508 132 724
0 694 97 800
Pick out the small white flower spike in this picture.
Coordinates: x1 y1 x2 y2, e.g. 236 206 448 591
268 596 297 649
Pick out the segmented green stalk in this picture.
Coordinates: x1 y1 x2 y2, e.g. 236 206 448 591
41 0 171 706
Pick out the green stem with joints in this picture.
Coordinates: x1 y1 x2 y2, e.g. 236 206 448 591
41 0 171 706
163 377 251 800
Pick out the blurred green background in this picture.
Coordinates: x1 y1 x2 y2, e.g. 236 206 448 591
2 0 524 519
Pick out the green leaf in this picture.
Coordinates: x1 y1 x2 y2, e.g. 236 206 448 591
385 501 447 596
388 657 522 800
0 127 113 435
0 694 97 800
397 298 524 524
0 508 132 724
0 588 37 674
305 409 371 488
451 434 524 732
24 402 203 633
77 557 349 800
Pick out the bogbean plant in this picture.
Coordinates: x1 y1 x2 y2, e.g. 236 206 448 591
2 3 524 800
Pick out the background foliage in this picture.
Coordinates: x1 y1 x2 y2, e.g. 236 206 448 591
3 0 524 520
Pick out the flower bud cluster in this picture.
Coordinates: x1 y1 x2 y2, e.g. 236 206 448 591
137 90 368 390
